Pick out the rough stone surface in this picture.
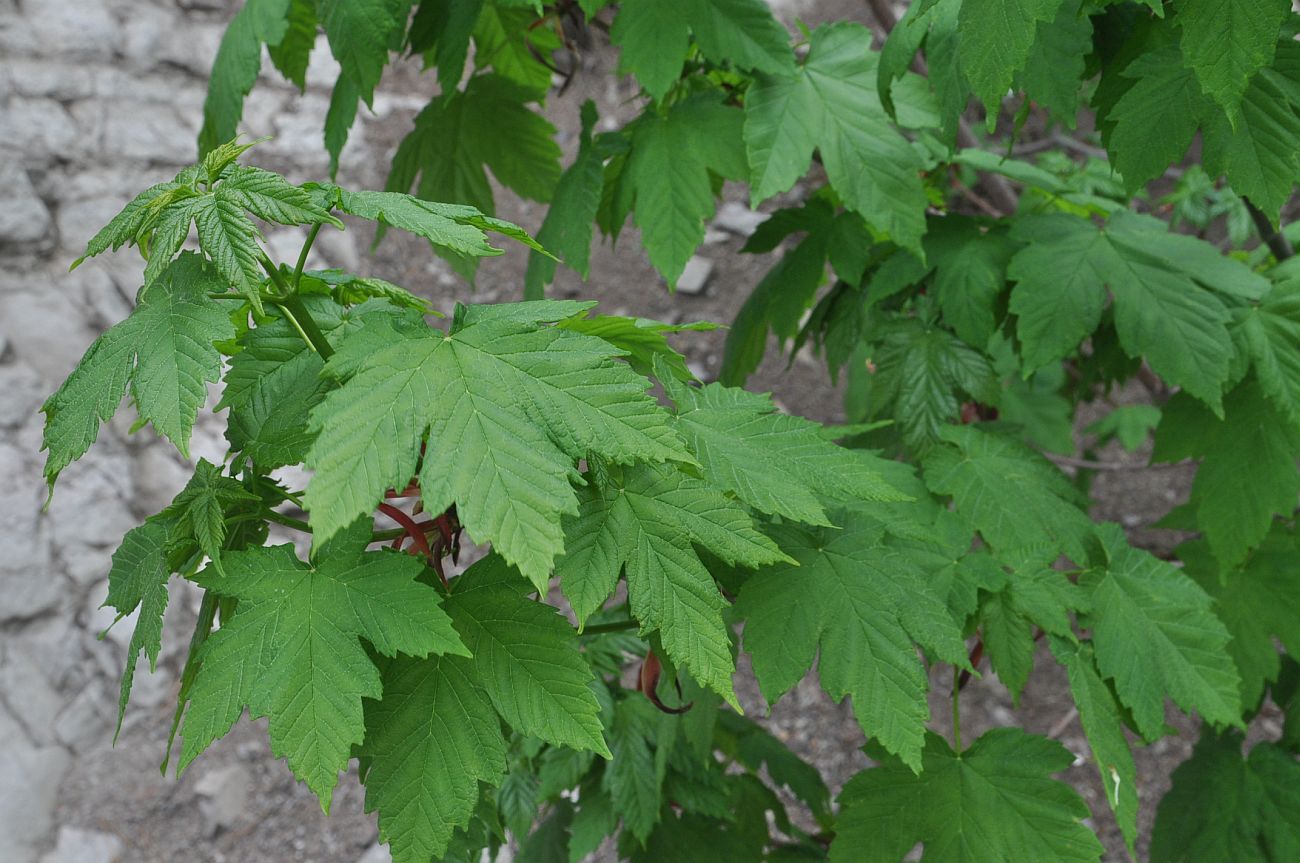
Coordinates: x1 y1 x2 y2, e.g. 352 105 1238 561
39 827 124 863
674 255 714 296
194 765 251 835
0 161 54 249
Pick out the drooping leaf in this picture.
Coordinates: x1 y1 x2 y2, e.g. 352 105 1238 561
957 0 1066 116
1174 0 1290 119
156 459 259 567
104 518 174 737
1240 278 1300 426
1180 529 1300 710
744 23 928 254
179 527 467 807
736 511 968 770
42 254 234 487
611 0 793 101
830 728 1104 863
362 653 508 863
316 0 404 105
1081 524 1242 740
198 0 291 156
267 0 317 90
556 461 788 706
1153 382 1300 569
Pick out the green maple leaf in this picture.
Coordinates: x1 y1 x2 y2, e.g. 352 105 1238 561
603 697 664 843
735 511 968 770
1200 40 1300 221
473 1 561 97
622 94 747 285
443 555 610 756
1241 278 1300 426
103 518 175 737
660 368 904 527
957 0 1065 117
1151 732 1300 863
178 526 467 807
387 74 561 218
361 654 508 863
73 176 191 267
1014 0 1092 127
830 728 1103 863
1085 404 1161 453
1174 0 1290 119
267 0 316 90
316 0 404 105
924 216 1015 349
1180 529 1300 710
1080 524 1242 740
744 23 928 255
42 254 235 488
558 314 714 383
980 558 1088 702
304 306 690 586
524 100 606 298
1007 211 1236 410
1050 637 1139 853
864 320 1001 453
1153 382 1300 568
556 461 790 707
923 425 1095 562
611 0 793 100
198 0 291 155
1105 41 1207 193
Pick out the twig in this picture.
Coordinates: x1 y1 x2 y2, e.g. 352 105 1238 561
1246 198 1293 261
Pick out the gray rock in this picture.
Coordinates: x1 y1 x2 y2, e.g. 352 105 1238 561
0 739 72 863
0 637 64 746
0 99 83 167
0 161 54 249
5 59 98 101
674 255 714 296
195 764 251 834
713 201 766 238
0 359 44 429
39 826 124 863
53 679 114 750
27 0 120 61
0 288 100 382
102 102 199 165
0 442 58 622
356 844 391 863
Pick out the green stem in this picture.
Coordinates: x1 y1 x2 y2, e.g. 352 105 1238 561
580 618 640 636
264 510 312 533
292 223 323 292
258 253 292 297
280 293 334 358
951 667 963 752
160 588 217 773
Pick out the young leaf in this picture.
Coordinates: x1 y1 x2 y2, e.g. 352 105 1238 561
443 555 611 757
556 461 789 706
661 369 905 527
179 528 467 807
267 0 317 90
156 460 259 568
736 512 968 771
744 23 928 254
831 728 1104 863
603 698 664 843
981 563 1088 702
42 254 234 488
1081 525 1242 740
362 653 509 863
220 166 342 228
316 0 403 106
305 310 690 584
1151 731 1300 863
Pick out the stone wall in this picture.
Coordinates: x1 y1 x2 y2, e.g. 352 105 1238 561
0 2 380 859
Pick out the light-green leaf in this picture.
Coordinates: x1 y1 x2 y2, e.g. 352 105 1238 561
179 529 466 807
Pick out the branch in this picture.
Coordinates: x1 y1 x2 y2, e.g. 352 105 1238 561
1246 198 1293 261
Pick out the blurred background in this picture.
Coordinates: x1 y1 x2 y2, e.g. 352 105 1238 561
0 1 1230 861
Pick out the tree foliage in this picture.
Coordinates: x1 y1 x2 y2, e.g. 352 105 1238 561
46 1 1300 860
